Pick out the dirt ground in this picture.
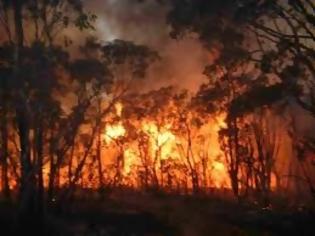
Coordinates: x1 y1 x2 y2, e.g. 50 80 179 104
0 190 314 236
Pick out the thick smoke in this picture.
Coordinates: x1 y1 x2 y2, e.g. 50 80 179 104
84 0 209 93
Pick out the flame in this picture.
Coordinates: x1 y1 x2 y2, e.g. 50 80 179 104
104 102 126 143
103 102 230 190
115 102 123 117
104 122 126 143
211 161 229 188
0 100 231 192
142 122 177 160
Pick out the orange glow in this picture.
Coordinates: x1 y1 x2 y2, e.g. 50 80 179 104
103 102 230 190
0 100 286 195
104 122 126 143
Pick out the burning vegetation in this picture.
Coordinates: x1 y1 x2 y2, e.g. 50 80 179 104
0 0 314 235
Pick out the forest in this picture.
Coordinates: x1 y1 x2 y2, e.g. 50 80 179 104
0 0 314 235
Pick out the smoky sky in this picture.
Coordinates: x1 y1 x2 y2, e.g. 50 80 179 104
83 0 210 93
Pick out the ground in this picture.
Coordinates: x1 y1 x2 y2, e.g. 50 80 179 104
0 190 314 236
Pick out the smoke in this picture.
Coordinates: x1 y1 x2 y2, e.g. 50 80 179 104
84 0 209 93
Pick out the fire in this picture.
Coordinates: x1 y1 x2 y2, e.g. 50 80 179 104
0 100 230 192
123 147 139 174
104 122 126 143
214 114 227 131
104 102 126 143
142 122 177 159
103 101 230 190
211 161 229 188
115 102 123 117
142 123 175 147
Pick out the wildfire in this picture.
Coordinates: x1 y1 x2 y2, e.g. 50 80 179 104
142 122 177 160
115 102 123 117
7 100 230 192
103 101 230 190
104 102 126 143
211 161 229 188
104 122 126 143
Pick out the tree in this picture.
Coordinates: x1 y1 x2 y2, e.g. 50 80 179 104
250 109 281 205
235 0 315 202
0 51 11 199
166 0 293 200
0 0 97 232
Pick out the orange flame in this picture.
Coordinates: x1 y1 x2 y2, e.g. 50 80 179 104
104 102 230 190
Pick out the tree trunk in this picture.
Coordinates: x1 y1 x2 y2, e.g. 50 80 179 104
35 124 44 216
48 153 56 202
97 122 103 188
0 88 10 199
12 0 41 233
227 117 240 198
